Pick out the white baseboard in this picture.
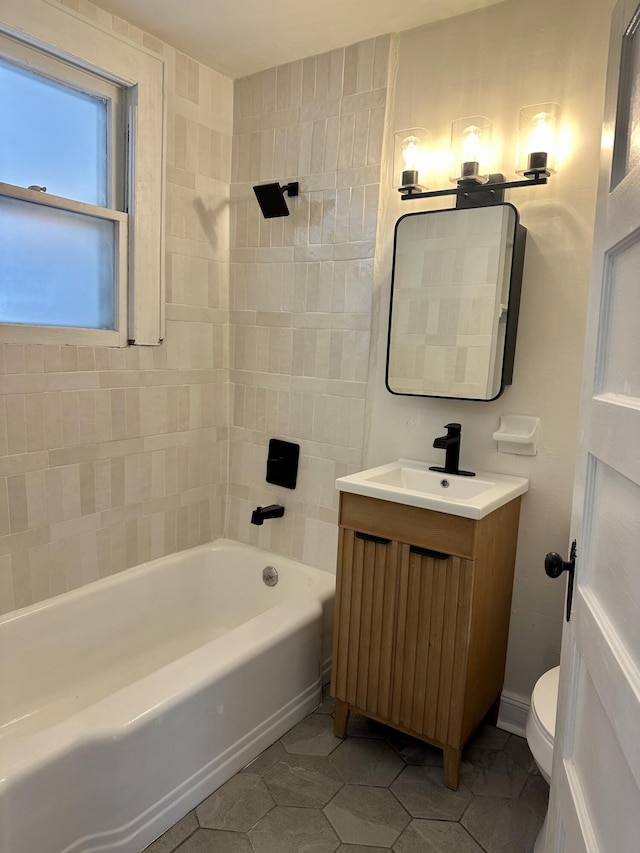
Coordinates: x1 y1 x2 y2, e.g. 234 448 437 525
497 692 530 738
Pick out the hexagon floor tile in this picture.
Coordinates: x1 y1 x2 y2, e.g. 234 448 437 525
249 806 339 853
467 723 511 751
324 784 410 847
391 765 474 820
518 773 551 819
263 753 344 808
329 737 404 787
503 735 539 774
195 772 274 831
394 819 485 853
281 712 343 756
175 828 253 853
144 699 547 853
143 811 198 852
461 748 529 798
384 728 444 766
461 796 544 853
242 740 287 776
344 712 390 739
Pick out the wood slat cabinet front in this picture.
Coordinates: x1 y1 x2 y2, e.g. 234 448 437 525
330 492 522 790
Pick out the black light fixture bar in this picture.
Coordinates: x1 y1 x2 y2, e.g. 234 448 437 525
399 173 547 202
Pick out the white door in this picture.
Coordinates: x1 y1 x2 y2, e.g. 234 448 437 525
545 0 640 850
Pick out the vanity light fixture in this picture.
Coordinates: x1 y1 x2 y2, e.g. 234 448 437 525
398 105 560 207
516 103 560 177
394 128 431 192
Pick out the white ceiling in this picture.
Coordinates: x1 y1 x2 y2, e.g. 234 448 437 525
93 0 507 79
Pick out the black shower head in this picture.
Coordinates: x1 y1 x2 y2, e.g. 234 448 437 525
252 181 299 218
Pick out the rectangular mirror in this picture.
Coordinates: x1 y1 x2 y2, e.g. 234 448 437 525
386 203 526 401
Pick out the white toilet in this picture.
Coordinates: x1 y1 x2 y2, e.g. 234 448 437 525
526 665 560 853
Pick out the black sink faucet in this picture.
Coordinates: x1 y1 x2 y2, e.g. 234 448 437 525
251 504 285 525
429 423 476 478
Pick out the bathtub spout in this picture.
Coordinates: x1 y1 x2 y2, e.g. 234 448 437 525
251 504 285 525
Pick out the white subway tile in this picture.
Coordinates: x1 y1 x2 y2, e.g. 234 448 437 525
343 44 358 96
337 113 355 171
302 57 316 104
356 38 375 93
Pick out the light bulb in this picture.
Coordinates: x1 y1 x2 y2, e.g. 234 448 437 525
450 117 492 184
460 125 482 180
527 112 554 171
517 103 560 177
394 128 430 191
401 136 420 171
401 135 421 187
461 125 482 164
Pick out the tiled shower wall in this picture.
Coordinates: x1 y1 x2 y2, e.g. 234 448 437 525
226 37 390 570
0 0 233 615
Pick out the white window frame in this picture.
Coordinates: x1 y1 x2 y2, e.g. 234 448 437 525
0 0 166 346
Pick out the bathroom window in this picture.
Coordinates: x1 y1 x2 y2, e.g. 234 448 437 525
0 15 165 347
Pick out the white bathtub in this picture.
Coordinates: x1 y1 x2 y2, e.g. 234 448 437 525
0 539 335 853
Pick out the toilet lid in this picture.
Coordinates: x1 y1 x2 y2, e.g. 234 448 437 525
531 665 560 739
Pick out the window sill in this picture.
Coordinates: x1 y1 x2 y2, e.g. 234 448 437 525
0 323 128 347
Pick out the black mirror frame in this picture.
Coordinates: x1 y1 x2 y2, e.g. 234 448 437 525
385 202 527 402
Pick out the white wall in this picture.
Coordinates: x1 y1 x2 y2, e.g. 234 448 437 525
367 0 613 703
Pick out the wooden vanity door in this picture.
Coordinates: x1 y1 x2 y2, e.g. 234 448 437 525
331 528 400 721
390 545 474 748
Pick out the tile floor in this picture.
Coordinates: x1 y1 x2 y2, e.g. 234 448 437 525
145 691 547 853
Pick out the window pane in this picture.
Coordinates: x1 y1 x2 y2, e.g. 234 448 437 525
0 57 108 206
624 25 640 175
612 21 640 188
0 195 116 330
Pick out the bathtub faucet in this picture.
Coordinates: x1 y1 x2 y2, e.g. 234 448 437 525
251 504 285 525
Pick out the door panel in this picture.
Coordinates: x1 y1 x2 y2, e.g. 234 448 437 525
546 0 640 848
391 545 472 744
586 459 640 657
595 232 640 397
571 658 640 850
331 528 399 720
611 3 640 185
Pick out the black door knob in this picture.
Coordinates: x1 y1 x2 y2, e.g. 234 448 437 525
544 551 571 579
544 540 577 621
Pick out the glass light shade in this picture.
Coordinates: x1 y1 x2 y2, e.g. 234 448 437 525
450 116 492 184
393 128 431 190
516 103 560 176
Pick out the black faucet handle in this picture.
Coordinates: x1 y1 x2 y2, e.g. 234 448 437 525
443 423 462 434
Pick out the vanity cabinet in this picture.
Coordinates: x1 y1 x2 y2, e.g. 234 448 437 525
330 491 522 790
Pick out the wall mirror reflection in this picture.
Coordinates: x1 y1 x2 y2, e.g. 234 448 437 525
386 203 526 401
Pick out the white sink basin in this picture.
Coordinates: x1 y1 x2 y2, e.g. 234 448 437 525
336 459 529 519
